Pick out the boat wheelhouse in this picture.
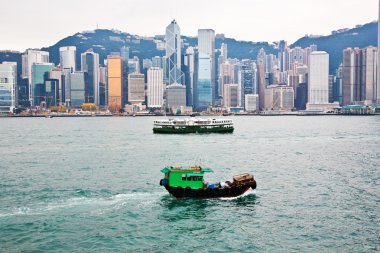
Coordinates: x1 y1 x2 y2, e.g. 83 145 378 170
153 118 234 134
160 166 256 198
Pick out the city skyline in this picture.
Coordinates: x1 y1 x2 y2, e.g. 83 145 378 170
0 0 378 51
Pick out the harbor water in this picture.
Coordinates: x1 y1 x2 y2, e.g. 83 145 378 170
0 116 379 252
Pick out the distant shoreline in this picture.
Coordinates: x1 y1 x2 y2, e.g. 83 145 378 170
0 113 378 118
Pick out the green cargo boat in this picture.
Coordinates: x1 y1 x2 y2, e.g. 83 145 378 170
153 118 234 134
159 165 256 198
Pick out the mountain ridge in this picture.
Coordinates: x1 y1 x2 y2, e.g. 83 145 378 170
0 21 377 75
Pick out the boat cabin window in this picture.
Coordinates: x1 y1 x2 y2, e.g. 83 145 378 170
182 175 203 181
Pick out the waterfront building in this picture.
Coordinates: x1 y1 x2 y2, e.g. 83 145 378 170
245 94 259 112
59 46 76 72
196 53 212 110
128 73 145 104
22 50 49 105
361 46 378 104
295 83 308 110
165 20 183 84
49 68 64 104
81 50 100 104
69 72 85 108
0 62 17 113
223 84 239 108
342 48 360 105
342 47 378 105
31 63 54 107
99 66 107 107
307 51 330 110
166 83 186 112
198 29 215 103
107 55 123 112
120 46 129 105
264 85 294 111
147 67 164 108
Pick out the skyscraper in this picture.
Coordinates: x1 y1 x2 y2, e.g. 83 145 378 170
81 50 100 104
342 48 361 105
69 72 85 108
184 47 197 107
120 46 129 105
107 55 123 112
31 63 55 106
198 29 215 103
165 20 182 84
196 53 212 109
128 73 145 104
0 62 17 113
147 67 164 108
59 46 76 72
22 50 49 105
307 51 329 107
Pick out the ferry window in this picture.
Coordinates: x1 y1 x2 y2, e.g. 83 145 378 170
182 174 186 181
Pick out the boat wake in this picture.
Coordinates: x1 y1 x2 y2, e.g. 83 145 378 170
0 191 166 218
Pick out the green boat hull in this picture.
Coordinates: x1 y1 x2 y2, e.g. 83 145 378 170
153 125 234 134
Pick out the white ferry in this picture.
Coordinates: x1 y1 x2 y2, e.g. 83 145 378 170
153 118 234 134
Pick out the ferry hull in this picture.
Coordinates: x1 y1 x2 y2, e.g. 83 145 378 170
153 126 234 134
162 181 256 199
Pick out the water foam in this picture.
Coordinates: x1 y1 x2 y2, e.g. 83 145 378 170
0 192 166 218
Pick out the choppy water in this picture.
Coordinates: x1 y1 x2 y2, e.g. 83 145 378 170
0 116 379 252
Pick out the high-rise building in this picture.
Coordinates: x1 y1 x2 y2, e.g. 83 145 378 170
166 83 186 111
196 53 212 109
49 68 64 104
69 72 85 108
22 50 50 104
128 73 145 104
239 59 256 106
120 46 129 105
81 50 100 104
99 67 107 107
198 29 215 103
219 61 235 98
165 20 182 84
59 46 76 72
147 67 164 108
184 47 197 107
264 85 294 111
307 51 329 109
223 84 239 108
257 62 266 111
277 40 287 72
0 62 17 113
31 63 55 106
220 43 228 62
245 94 259 112
107 55 123 112
361 46 378 104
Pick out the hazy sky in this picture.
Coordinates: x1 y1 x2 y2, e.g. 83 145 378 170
0 0 378 51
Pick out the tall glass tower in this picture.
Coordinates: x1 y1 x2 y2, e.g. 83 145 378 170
165 20 183 85
196 53 212 109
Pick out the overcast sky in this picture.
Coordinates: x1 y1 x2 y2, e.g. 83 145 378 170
0 0 378 51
